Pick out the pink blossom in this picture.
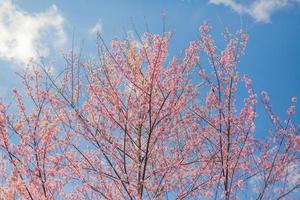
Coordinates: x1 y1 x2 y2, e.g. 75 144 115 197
203 190 212 197
295 136 300 151
288 105 296 115
292 97 297 103
237 179 243 188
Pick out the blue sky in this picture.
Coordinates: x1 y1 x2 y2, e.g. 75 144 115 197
0 0 299 132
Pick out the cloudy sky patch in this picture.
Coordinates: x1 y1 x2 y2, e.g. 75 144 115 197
89 19 103 35
209 0 300 22
0 0 66 65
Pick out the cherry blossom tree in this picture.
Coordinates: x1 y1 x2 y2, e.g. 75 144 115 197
0 70 70 199
0 22 299 199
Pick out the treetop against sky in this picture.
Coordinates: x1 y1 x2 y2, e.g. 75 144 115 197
0 0 299 199
0 0 299 120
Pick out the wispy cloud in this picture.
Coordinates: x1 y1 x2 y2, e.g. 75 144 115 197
89 19 103 35
209 0 300 23
0 0 66 65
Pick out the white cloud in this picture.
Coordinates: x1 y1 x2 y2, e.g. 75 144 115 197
209 0 300 22
89 19 102 35
0 0 66 65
